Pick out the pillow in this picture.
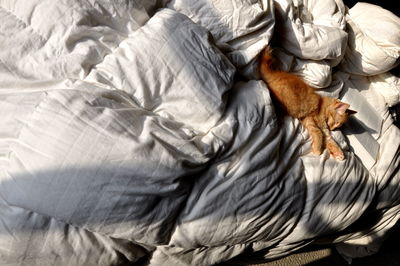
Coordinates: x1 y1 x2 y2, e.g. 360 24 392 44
339 3 400 76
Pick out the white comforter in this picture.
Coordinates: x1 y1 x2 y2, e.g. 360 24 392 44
0 0 399 265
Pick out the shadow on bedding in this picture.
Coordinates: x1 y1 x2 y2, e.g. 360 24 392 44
0 160 399 265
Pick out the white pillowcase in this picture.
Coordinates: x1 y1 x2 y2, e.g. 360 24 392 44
339 3 400 76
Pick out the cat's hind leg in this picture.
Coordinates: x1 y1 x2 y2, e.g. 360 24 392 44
301 116 323 155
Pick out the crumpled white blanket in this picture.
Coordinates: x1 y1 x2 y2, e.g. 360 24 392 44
0 0 399 265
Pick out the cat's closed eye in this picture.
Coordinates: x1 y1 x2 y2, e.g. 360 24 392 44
327 112 349 130
329 102 357 130
327 113 340 130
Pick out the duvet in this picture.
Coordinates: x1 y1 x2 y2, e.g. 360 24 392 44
0 0 399 265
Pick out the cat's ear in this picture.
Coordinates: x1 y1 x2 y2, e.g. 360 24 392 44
346 109 357 115
335 102 350 115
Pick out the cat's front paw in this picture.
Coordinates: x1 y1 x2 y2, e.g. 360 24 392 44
331 150 345 160
327 142 345 160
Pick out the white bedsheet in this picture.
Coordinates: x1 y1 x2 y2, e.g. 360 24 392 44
0 0 399 265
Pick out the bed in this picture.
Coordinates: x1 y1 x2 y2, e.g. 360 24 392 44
0 0 399 265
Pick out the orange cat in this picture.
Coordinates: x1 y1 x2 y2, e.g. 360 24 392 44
259 47 356 160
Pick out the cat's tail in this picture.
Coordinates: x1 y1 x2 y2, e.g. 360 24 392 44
259 46 274 81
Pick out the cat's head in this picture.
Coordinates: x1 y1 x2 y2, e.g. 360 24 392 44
326 99 357 130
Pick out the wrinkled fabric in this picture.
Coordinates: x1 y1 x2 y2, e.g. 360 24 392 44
0 0 400 265
167 0 275 70
339 3 400 76
273 0 348 61
85 8 236 132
